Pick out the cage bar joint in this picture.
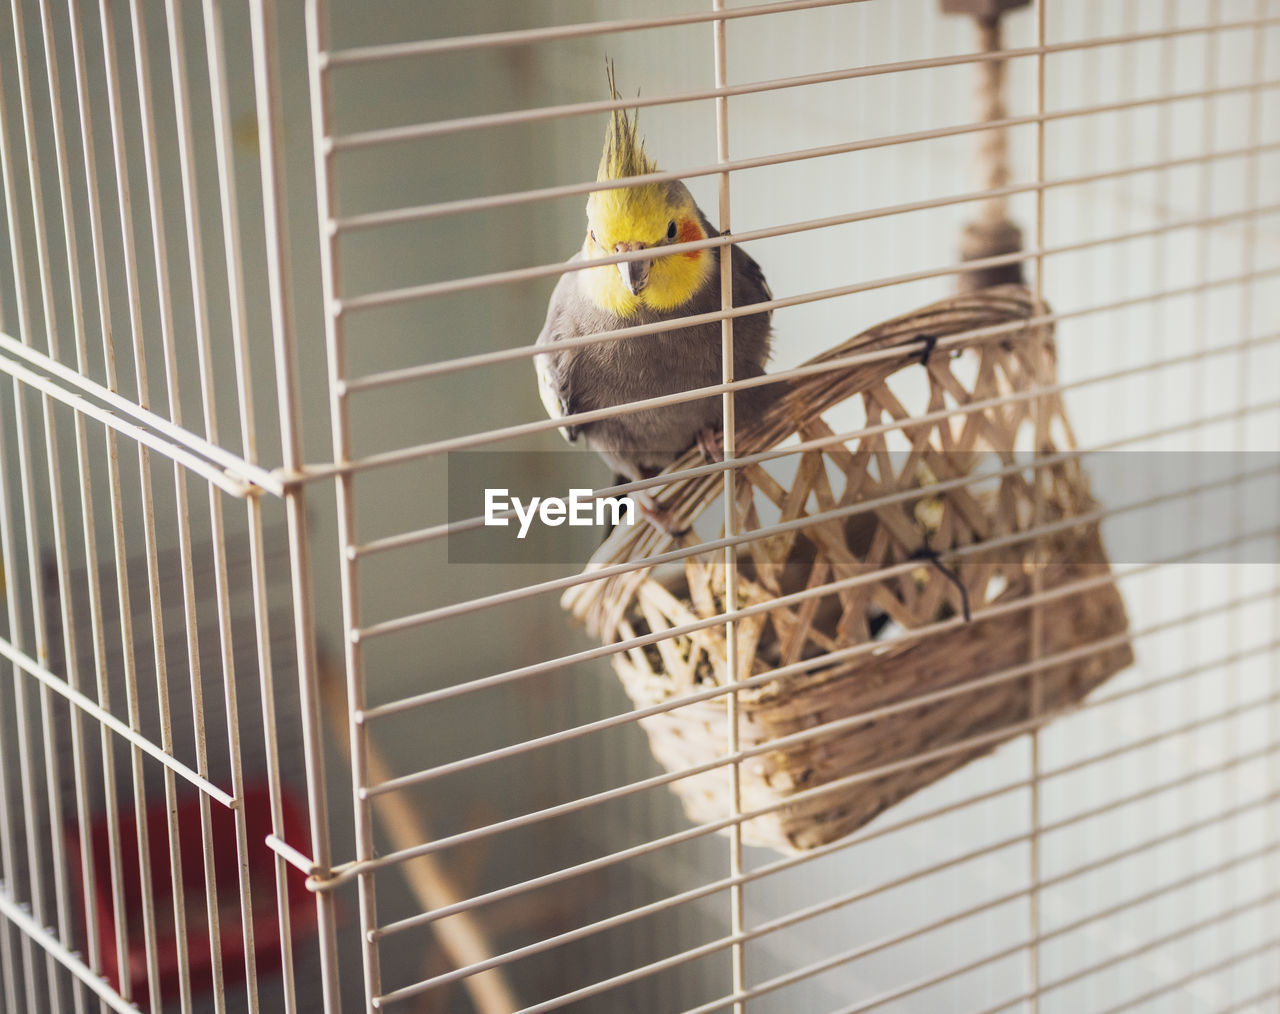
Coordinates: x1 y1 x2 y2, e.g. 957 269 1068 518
263 832 351 894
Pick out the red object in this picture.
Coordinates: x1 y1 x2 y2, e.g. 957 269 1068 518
66 782 317 1008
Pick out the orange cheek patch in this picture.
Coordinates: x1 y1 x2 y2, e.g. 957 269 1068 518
678 217 704 258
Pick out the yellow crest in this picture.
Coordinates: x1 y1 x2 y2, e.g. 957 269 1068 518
598 61 656 183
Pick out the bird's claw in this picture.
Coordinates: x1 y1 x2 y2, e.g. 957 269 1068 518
639 494 690 536
696 427 724 464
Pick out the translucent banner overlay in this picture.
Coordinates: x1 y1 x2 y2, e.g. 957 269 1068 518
447 450 1280 565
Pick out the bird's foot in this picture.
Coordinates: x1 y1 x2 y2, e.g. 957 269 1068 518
696 427 724 464
639 494 690 537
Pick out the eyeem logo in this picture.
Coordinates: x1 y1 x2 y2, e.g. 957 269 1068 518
484 488 635 539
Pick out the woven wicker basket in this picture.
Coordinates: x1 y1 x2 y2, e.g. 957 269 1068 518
564 285 1133 853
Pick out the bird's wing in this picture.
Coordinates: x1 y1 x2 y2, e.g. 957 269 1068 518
692 203 774 310
534 265 586 443
732 242 773 306
534 350 578 443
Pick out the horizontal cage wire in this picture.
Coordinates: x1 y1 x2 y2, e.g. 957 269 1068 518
0 1 1276 1013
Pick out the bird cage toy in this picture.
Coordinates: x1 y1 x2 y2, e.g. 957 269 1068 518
564 286 1133 853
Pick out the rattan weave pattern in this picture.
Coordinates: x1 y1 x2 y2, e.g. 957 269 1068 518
566 285 1133 852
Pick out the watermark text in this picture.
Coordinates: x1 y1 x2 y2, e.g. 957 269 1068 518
484 487 635 539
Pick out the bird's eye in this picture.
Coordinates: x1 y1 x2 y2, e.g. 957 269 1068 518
667 220 678 240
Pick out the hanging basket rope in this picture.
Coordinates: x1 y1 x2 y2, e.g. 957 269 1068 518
956 1 1028 291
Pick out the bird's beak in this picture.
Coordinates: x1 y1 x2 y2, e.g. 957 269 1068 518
613 242 651 295
617 256 650 295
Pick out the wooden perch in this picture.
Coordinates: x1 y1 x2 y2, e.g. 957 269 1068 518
318 657 519 1014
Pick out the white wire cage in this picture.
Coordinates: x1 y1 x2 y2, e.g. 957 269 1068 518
0 1 1278 1013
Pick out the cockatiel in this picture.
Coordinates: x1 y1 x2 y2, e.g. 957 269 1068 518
534 67 773 486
